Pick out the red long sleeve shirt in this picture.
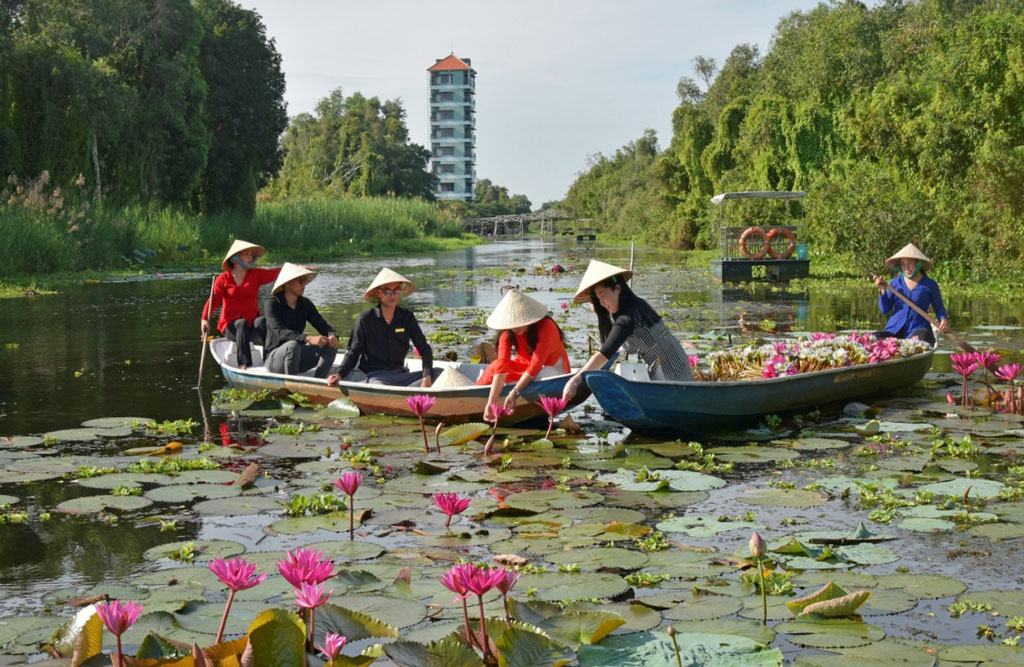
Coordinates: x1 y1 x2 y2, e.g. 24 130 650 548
201 267 281 333
496 316 570 376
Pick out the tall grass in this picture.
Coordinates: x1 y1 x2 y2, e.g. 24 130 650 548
0 174 466 278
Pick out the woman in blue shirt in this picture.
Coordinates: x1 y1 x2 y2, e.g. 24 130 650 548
871 243 949 346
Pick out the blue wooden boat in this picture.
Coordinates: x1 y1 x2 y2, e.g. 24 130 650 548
582 348 935 438
209 338 593 425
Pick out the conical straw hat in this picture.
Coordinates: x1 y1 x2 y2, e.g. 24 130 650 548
364 268 416 302
222 239 265 272
885 243 933 272
432 367 475 389
572 259 632 303
272 262 317 295
486 290 549 330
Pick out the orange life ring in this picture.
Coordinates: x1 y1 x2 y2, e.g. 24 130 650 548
765 227 796 259
738 227 767 260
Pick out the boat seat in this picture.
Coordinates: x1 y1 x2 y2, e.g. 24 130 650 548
615 362 650 382
226 342 264 367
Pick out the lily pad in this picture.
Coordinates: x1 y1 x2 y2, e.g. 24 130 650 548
0 436 44 448
739 488 827 508
518 572 629 602
439 422 490 445
544 547 649 571
665 595 743 621
710 446 799 464
503 488 603 511
142 539 246 563
267 512 358 535
55 494 153 514
873 573 966 599
577 631 784 666
193 494 282 516
0 494 18 505
917 477 1004 499
656 515 763 538
328 594 426 629
145 483 242 503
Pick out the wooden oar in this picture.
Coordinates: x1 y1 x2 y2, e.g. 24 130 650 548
195 274 217 388
881 282 975 353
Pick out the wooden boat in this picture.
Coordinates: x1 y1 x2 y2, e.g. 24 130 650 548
582 348 935 438
209 338 592 425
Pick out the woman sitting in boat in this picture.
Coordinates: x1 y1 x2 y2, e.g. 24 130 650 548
263 263 339 378
200 240 281 370
477 289 570 417
327 268 438 387
563 260 692 402
871 243 948 346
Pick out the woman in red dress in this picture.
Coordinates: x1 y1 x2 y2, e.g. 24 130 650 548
477 290 569 419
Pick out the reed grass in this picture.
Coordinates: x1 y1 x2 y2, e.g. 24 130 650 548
0 174 468 280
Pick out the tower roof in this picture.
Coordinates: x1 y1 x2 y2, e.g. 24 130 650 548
428 54 474 72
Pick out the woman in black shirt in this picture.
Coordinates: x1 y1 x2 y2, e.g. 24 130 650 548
562 260 692 401
328 268 438 387
263 263 339 378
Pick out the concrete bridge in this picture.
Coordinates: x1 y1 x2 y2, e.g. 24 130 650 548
461 209 574 236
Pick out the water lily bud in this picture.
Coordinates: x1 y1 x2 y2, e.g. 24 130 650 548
749 531 766 559
666 624 676 637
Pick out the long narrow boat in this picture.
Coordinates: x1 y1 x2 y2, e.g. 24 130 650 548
209 338 591 425
582 348 935 438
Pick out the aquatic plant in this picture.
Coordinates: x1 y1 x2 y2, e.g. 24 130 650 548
295 581 333 651
494 567 520 628
483 402 512 455
317 632 348 663
431 491 471 530
277 547 335 588
333 471 363 541
440 563 479 651
538 395 568 440
95 599 143 666
209 557 266 643
666 624 683 667
749 531 768 625
996 362 1022 414
407 394 437 453
951 352 980 407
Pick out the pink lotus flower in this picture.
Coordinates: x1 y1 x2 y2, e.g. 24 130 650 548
333 471 363 497
811 332 836 341
96 599 143 665
996 362 1023 414
209 557 266 643
440 564 480 652
334 471 364 541
946 392 955 404
408 394 437 453
538 395 568 440
975 351 1002 372
951 352 979 408
560 302 569 310
432 492 472 529
295 581 332 609
495 567 520 627
317 632 348 661
277 547 334 588
483 402 513 455
688 355 701 367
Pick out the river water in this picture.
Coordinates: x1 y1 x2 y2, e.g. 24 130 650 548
1 237 1023 659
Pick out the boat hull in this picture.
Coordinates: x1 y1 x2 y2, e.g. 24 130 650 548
210 339 590 425
583 350 935 437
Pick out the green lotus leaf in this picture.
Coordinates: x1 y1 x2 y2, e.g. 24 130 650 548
916 477 1004 499
802 590 872 617
418 526 512 547
231 575 298 602
518 572 629 602
56 494 153 514
259 442 325 458
602 488 709 509
776 617 886 643
247 608 305 667
954 590 1024 617
145 483 242 503
665 595 743 621
142 539 246 563
710 446 800 463
577 631 784 666
544 547 649 571
81 416 151 428
139 584 206 614
323 397 361 419
42 427 106 441
503 488 603 511
384 638 484 667
175 600 268 635
0 494 18 505
509 599 625 649
439 422 490 445
165 469 239 484
314 601 400 640
328 595 425 629
666 618 774 645
0 614 63 646
193 494 282 516
636 441 699 458
385 474 490 495
779 437 852 451
792 572 878 590
267 512 358 535
857 589 917 615
577 448 674 471
834 544 899 566
788 582 850 615
938 643 1024 663
897 517 955 532
873 573 965 599
739 488 826 508
789 638 938 666
0 435 44 448
413 460 451 475
656 515 763 538
576 601 663 633
76 472 173 489
493 623 575 666
970 521 1024 540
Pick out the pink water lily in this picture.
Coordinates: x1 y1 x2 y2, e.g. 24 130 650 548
317 632 348 661
996 362 1023 414
334 471 363 541
277 547 334 588
538 395 568 440
440 564 480 651
408 394 437 453
209 557 266 643
96 599 143 666
951 352 980 407
432 491 472 529
975 351 1002 372
494 567 520 627
295 581 332 609
483 402 513 455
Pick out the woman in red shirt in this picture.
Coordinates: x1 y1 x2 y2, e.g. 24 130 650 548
200 240 281 369
477 290 570 418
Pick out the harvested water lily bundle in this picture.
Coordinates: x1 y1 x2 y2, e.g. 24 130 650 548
703 332 932 381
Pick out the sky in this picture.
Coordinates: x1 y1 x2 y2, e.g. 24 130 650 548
240 0 825 206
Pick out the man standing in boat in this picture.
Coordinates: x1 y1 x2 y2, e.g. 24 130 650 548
263 263 339 378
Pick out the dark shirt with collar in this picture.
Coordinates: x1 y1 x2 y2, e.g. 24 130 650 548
879 274 947 338
263 292 337 356
337 306 433 379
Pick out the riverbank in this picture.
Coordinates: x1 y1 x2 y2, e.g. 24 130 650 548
0 196 480 298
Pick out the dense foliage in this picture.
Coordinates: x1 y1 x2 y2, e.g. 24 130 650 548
439 178 533 219
0 0 286 215
263 87 435 200
564 0 1024 278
